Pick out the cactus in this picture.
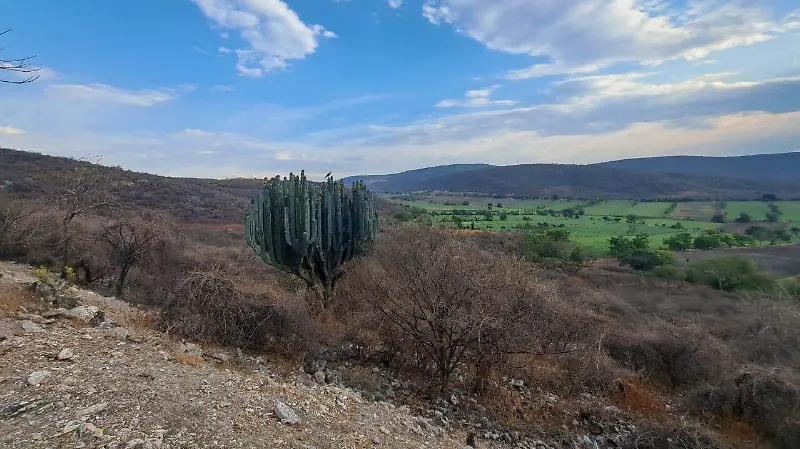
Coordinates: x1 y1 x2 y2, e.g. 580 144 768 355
245 171 378 308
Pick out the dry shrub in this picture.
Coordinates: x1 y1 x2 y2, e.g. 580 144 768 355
173 350 205 367
621 422 729 449
604 323 725 389
338 227 597 394
690 369 800 449
160 265 313 355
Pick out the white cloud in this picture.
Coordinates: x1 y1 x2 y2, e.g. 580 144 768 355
436 85 518 108
190 0 336 76
218 46 232 54
505 62 603 80
0 126 25 135
422 0 781 69
785 10 800 30
388 0 403 9
210 84 234 92
46 84 176 107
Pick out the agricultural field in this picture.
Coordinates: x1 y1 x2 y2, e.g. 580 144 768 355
666 201 722 221
775 201 800 222
725 201 771 221
396 196 800 256
583 201 672 218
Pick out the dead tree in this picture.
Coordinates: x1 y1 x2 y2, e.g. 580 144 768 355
0 30 41 84
97 214 162 297
52 160 115 273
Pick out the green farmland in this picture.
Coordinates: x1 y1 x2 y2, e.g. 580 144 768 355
392 195 800 255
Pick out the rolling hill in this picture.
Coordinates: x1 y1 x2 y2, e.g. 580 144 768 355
0 147 262 223
344 152 800 200
597 151 800 182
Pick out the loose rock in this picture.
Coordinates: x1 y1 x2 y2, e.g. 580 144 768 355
26 370 51 386
57 348 75 361
275 401 299 425
21 320 45 334
77 402 109 417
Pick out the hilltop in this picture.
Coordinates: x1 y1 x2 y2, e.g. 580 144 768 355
343 152 800 200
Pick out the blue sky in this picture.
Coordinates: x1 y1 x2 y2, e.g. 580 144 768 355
1 0 799 179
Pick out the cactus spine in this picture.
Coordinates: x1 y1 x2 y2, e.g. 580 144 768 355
245 172 378 307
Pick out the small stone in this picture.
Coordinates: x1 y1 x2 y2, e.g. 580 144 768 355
372 437 382 445
21 320 46 333
180 342 203 358
41 308 67 318
313 371 326 384
296 373 315 387
275 401 299 425
211 352 231 363
379 426 390 435
126 439 146 448
57 348 75 360
66 305 101 324
79 422 104 438
77 402 109 417
26 370 51 386
603 405 621 414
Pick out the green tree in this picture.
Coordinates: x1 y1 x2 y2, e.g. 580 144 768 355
734 213 751 223
663 232 693 251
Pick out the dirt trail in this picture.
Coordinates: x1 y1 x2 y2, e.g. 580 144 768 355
0 261 479 449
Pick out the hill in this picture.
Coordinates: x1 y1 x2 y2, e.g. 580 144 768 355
342 164 491 191
597 151 800 182
0 148 262 223
345 161 800 200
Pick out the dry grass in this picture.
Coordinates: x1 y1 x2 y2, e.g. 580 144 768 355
172 349 206 367
0 287 29 317
611 378 668 421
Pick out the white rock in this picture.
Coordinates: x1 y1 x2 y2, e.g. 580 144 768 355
66 305 100 323
21 320 46 333
26 370 51 386
211 352 231 363
79 422 104 438
180 342 203 358
58 348 75 360
125 439 146 448
77 402 109 417
275 401 299 425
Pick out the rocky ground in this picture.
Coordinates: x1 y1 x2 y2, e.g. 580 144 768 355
1 261 641 449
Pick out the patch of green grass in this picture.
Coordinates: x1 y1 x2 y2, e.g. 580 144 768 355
584 200 635 216
583 201 672 218
774 201 800 223
725 201 770 221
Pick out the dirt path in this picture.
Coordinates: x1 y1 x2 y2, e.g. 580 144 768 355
0 261 479 449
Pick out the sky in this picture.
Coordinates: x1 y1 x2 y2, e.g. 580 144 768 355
0 0 799 180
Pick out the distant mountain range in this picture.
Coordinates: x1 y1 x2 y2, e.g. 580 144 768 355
343 152 800 200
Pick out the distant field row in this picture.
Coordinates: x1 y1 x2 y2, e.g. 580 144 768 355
395 197 800 223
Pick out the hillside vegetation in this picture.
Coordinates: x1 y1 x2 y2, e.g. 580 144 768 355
0 148 261 222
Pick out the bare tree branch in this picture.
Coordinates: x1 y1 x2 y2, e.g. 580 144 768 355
0 29 42 84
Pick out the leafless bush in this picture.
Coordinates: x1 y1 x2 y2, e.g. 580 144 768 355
690 369 800 449
620 422 728 449
341 228 593 394
160 265 313 354
605 323 725 389
0 192 53 260
95 212 176 297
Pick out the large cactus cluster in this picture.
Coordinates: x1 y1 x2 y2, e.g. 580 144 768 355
245 171 378 305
